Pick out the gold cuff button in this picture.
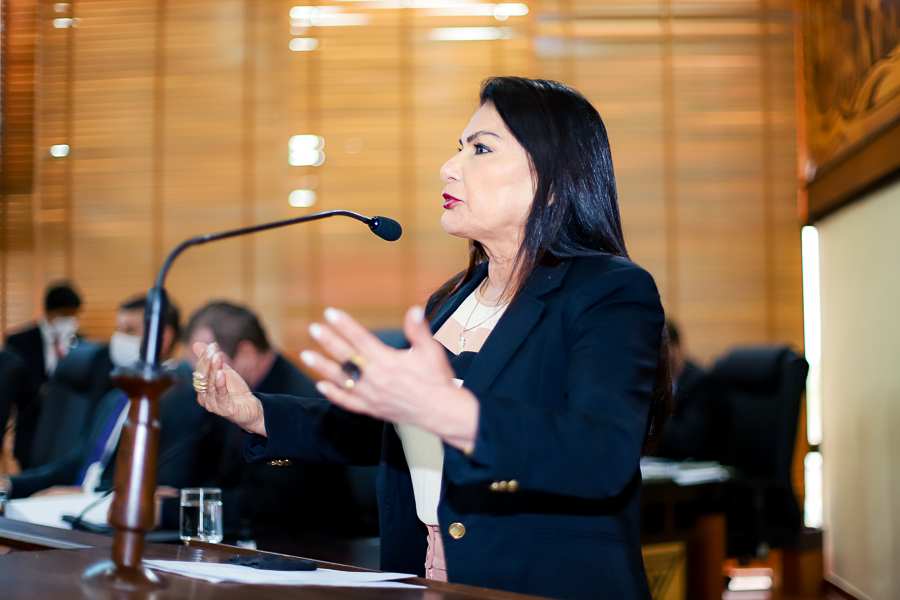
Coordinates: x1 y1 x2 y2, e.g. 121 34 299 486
498 481 509 491
508 479 519 492
490 482 500 491
267 459 293 466
448 522 466 539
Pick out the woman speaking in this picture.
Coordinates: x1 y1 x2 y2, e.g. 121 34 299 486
193 77 671 600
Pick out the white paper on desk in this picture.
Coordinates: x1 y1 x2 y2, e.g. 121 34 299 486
673 464 730 485
4 492 113 529
639 457 679 480
144 560 424 589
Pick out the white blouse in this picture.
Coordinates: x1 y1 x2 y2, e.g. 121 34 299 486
395 282 508 526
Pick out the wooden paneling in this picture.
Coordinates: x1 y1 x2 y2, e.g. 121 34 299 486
0 0 38 196
1 0 803 366
0 0 40 334
534 0 802 360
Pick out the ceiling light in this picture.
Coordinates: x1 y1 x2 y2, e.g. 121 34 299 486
289 38 319 51
289 135 325 166
429 27 511 40
289 189 317 207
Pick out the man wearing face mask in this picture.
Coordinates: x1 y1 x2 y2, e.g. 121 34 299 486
4 282 84 470
0 295 217 502
4 282 83 398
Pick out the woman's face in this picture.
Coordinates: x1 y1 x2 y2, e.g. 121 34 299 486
439 104 535 255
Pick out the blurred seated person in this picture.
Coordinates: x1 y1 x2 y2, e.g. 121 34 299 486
184 301 367 538
655 319 724 461
0 351 29 472
4 282 83 468
5 281 83 391
0 295 216 501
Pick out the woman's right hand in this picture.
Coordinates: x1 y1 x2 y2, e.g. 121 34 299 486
192 342 267 437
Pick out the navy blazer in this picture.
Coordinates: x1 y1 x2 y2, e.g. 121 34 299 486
247 254 663 600
208 354 364 534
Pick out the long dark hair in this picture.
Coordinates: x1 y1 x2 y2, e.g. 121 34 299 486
430 76 671 453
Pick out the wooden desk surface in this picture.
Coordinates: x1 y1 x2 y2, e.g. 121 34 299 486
0 517 547 600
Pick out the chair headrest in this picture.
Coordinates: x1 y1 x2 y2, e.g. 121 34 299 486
53 343 110 391
711 346 802 392
373 328 410 350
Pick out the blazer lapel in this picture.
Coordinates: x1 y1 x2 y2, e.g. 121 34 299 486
463 259 572 391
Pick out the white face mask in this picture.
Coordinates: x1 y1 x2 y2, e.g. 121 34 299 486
110 331 143 368
51 316 79 343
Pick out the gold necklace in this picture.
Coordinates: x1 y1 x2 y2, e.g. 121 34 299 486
457 280 506 353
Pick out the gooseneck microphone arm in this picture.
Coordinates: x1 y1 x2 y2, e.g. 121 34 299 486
140 210 401 371
89 208 399 589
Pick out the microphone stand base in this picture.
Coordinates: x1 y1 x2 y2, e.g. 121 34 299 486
82 559 168 591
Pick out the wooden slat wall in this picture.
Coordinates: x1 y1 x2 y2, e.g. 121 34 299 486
0 0 40 335
1 0 803 365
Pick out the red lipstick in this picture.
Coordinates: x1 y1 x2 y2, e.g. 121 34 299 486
442 193 461 209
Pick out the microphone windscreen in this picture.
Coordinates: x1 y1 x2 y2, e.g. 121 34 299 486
369 216 402 241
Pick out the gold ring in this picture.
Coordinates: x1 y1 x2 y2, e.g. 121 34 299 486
192 371 206 381
342 378 356 390
193 380 208 393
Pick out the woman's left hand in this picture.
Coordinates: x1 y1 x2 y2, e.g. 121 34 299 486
301 306 479 452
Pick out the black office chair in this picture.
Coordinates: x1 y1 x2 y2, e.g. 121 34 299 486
27 342 115 468
710 346 808 559
0 350 29 440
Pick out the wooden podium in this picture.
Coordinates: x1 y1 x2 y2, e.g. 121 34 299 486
80 371 174 591
0 517 547 600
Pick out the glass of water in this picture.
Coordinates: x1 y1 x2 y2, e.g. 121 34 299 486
179 487 223 543
0 479 8 516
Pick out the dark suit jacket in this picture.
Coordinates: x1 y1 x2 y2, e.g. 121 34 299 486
10 362 217 499
4 326 47 466
0 351 29 449
4 325 46 396
246 254 664 600
209 354 365 535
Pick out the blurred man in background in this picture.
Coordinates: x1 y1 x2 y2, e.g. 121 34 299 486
655 319 725 462
5 281 83 392
3 282 84 470
0 295 217 501
183 301 373 544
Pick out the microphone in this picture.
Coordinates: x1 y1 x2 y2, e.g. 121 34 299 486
138 210 402 370
366 215 402 242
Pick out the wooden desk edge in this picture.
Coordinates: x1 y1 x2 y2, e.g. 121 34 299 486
187 540 550 599
0 522 551 600
0 516 112 550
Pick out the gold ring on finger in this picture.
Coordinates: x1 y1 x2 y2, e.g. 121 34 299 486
342 377 356 391
192 371 206 381
193 381 208 393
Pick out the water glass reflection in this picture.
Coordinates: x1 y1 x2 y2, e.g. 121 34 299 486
179 487 223 543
